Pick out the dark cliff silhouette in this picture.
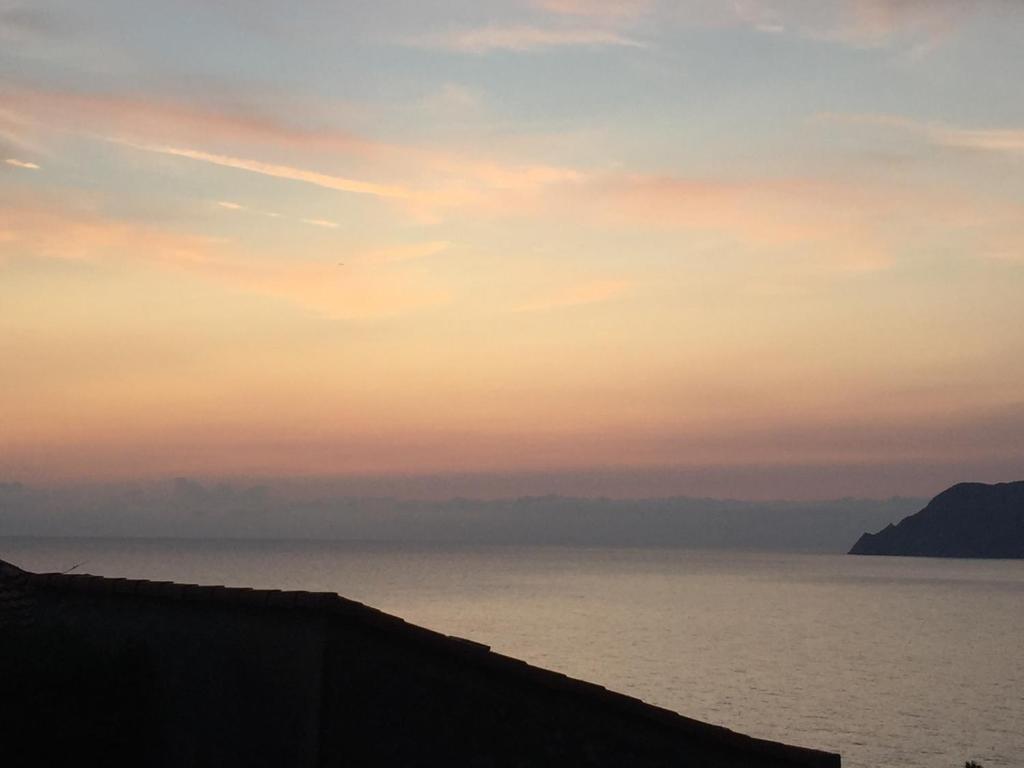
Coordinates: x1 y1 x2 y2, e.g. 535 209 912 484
0 557 840 768
849 481 1024 558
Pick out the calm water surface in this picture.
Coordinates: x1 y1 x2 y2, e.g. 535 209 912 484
3 538 1021 768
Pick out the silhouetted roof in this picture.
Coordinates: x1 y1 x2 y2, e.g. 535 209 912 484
0 558 33 630
1 558 839 767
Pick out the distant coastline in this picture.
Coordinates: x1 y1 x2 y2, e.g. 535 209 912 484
1 480 921 552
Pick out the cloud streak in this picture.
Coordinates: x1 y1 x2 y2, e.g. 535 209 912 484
125 142 411 199
4 157 39 169
931 127 1024 157
3 85 590 221
214 200 287 220
1 84 375 154
581 174 889 261
409 24 644 53
216 200 339 229
0 203 449 319
729 0 966 48
823 113 1024 157
124 140 586 222
533 0 654 20
0 205 217 266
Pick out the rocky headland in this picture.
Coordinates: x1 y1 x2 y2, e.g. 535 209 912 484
849 481 1024 558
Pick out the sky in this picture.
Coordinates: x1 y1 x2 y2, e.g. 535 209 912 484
2 1 1023 499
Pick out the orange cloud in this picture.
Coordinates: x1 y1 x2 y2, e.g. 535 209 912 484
215 262 449 320
572 173 891 268
833 0 962 48
0 203 450 319
549 163 1024 273
7 84 1012 275
0 205 217 266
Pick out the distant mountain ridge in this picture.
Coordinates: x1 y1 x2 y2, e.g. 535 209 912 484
849 481 1024 558
0 480 921 552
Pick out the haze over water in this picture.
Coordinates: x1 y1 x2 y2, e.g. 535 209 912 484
5 537 1021 768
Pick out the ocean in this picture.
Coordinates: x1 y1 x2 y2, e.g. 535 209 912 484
2 537 1021 768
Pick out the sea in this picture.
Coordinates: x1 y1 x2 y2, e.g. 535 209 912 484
2 537 1021 768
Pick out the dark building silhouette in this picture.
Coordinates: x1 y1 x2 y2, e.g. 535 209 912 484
0 557 840 767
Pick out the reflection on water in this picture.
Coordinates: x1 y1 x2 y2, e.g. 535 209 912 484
3 537 1021 768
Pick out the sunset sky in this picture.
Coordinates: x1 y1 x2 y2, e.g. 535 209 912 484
2 1 1023 498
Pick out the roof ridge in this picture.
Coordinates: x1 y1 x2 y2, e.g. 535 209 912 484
25 566 838 767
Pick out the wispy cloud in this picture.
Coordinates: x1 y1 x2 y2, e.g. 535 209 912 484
822 113 1024 157
0 205 217 266
146 141 585 222
4 85 590 221
831 0 964 48
0 203 449 319
563 172 977 272
513 279 630 313
4 157 39 169
532 0 654 21
125 142 411 199
410 24 644 53
214 200 286 220
222 262 449 320
931 128 1024 156
1 84 375 155
585 174 865 244
534 0 973 50
617 0 970 52
215 200 337 228
0 104 51 155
